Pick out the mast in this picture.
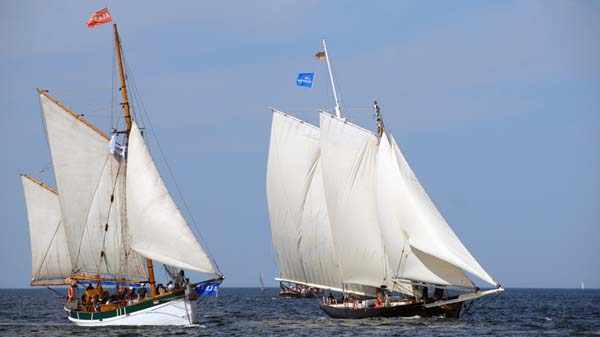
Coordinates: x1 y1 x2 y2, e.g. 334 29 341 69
322 39 342 118
114 24 132 134
373 100 384 136
113 23 157 297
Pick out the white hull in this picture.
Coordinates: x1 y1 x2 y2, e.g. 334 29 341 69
67 297 197 326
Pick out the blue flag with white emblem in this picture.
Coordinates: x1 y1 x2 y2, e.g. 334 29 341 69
296 73 314 88
195 281 222 297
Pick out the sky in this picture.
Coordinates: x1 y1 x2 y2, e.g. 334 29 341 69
0 1 598 289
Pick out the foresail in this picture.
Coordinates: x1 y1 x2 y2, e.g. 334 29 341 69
389 133 497 287
319 112 389 290
21 174 72 283
39 93 147 279
267 110 343 292
376 133 474 288
126 122 217 275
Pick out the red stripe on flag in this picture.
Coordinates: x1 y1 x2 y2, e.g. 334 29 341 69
87 8 113 28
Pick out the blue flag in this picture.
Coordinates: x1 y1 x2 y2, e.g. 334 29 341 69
195 281 221 297
296 73 314 88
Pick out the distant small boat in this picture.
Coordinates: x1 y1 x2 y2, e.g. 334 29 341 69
260 273 266 292
581 282 585 290
278 281 319 299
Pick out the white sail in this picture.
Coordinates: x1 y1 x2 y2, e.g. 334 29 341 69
21 175 72 283
299 158 345 290
40 94 147 279
268 110 384 296
376 133 474 288
319 112 389 289
388 134 497 287
126 121 217 275
266 111 318 284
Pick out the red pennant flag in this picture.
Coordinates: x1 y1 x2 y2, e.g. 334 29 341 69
86 8 112 28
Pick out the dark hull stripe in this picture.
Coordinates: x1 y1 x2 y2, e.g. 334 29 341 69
319 301 462 319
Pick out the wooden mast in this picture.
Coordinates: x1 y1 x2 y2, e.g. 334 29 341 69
113 23 157 298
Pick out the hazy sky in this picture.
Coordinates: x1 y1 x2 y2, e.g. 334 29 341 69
1 1 598 288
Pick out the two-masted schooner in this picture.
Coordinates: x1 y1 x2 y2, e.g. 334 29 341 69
267 40 503 318
21 12 223 326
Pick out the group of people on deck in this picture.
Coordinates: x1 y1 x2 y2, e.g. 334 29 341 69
322 285 447 310
67 282 149 312
65 270 189 313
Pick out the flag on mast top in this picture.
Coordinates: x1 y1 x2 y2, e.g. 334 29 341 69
87 8 113 28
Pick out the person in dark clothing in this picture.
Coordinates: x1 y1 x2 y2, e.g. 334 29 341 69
138 283 148 300
434 287 444 300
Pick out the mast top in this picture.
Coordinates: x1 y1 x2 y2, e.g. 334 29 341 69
373 100 384 136
321 39 341 118
113 24 132 136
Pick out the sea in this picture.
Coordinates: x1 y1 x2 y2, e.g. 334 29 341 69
0 288 598 336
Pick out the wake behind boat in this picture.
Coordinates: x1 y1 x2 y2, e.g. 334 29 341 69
21 9 223 326
266 40 503 319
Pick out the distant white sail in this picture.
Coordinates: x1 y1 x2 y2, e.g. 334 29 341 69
40 94 147 279
388 134 497 287
319 112 389 290
126 122 217 275
21 175 72 283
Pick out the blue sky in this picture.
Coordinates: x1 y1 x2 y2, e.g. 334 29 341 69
1 1 598 288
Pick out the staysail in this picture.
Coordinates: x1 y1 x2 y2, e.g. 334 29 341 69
387 134 498 286
39 92 147 279
21 174 72 283
126 121 217 275
375 132 475 288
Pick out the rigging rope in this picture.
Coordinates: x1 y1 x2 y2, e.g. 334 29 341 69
33 219 64 281
72 154 112 274
97 157 126 275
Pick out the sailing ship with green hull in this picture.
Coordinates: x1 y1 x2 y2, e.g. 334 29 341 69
21 15 223 326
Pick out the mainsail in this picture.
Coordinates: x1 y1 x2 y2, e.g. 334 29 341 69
39 92 147 279
267 111 340 287
126 121 217 274
21 174 72 283
267 110 378 295
319 112 389 290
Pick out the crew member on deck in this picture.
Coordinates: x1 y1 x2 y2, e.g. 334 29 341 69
375 295 383 308
327 293 336 304
67 284 77 301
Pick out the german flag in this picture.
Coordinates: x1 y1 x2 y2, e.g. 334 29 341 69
315 51 326 60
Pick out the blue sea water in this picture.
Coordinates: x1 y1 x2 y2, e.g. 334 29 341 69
0 288 598 336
